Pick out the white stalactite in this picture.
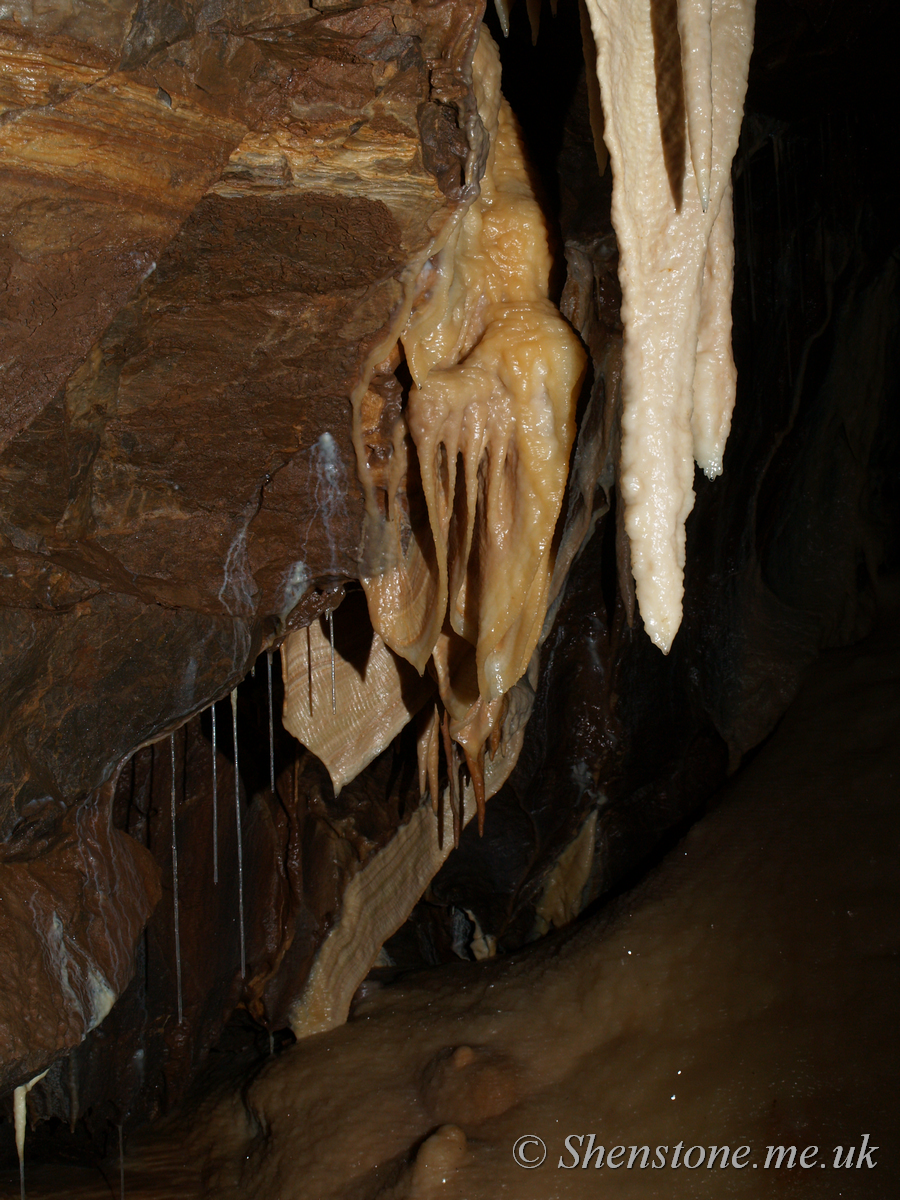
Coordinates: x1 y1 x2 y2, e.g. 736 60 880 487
583 0 755 651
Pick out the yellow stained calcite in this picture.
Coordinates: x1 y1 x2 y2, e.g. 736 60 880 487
584 0 755 652
363 31 586 730
281 33 577 827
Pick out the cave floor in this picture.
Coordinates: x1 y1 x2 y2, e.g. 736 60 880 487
7 586 900 1199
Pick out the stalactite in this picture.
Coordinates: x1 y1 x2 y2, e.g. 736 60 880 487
525 0 541 44
230 688 246 979
13 1069 47 1200
170 734 183 1025
582 0 755 651
347 29 585 816
14 1084 25 1200
327 610 336 716
266 652 275 794
494 0 512 37
211 702 219 886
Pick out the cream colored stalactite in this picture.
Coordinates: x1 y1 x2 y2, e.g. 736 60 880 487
14 1069 48 1194
678 0 714 212
493 0 513 38
578 0 610 180
692 179 737 472
583 0 754 652
525 0 542 44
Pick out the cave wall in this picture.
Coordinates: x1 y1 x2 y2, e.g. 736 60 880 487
1 0 486 1099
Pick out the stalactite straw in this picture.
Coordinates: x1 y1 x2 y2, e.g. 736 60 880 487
328 610 336 715
170 734 183 1024
231 688 246 977
211 701 218 885
267 650 275 792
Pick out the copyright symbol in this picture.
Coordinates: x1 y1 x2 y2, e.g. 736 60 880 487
513 1135 546 1168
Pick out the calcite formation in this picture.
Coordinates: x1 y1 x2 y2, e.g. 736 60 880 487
584 0 755 651
282 593 435 796
285 30 586 818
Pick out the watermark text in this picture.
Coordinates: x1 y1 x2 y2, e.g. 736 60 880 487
511 1134 879 1171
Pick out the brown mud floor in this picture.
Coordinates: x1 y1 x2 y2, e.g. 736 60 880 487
6 588 900 1198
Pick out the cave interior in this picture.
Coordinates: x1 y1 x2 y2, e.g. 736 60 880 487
0 0 899 1193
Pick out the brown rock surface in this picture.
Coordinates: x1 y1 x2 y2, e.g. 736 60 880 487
0 779 159 1094
1 0 482 1096
0 0 484 823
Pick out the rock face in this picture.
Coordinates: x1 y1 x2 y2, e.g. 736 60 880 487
0 0 482 825
0 0 898 1167
1 0 483 1102
0 780 159 1095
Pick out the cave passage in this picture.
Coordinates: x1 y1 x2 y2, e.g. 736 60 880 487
1 0 899 1192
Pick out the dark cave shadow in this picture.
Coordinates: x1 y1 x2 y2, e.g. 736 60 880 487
651 0 686 209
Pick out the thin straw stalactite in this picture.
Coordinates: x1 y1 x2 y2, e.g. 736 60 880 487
170 733 183 1025
231 687 246 978
211 701 218 885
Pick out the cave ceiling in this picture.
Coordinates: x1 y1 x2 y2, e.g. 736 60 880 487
0 0 898 1157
